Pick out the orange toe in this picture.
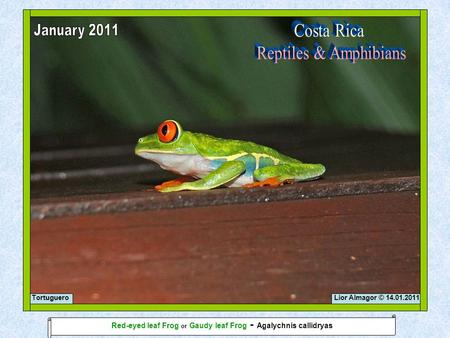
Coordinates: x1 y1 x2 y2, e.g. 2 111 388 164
155 177 192 191
243 177 282 188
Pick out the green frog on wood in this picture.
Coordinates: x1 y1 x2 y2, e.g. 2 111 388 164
135 120 325 192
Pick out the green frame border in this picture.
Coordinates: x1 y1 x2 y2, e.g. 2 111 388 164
23 9 428 312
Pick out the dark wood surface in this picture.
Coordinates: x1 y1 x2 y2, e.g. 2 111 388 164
30 124 420 304
31 171 418 220
31 191 419 304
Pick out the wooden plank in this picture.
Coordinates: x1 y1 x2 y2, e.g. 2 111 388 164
31 191 419 304
31 171 418 219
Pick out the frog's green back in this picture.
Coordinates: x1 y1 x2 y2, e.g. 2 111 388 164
190 131 299 164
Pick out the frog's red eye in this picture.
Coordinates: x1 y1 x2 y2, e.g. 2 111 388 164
157 120 178 143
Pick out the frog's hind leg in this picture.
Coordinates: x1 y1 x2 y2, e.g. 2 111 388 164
158 161 246 192
244 163 325 188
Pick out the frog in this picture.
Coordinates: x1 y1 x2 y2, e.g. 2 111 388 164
135 120 326 193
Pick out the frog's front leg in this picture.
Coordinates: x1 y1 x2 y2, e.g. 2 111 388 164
155 176 193 191
244 163 326 188
158 161 246 192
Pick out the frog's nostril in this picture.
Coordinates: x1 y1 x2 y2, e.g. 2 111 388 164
139 138 143 143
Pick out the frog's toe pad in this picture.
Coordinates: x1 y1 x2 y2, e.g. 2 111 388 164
243 177 283 188
155 177 192 191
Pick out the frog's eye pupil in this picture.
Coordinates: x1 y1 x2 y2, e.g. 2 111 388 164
157 120 178 143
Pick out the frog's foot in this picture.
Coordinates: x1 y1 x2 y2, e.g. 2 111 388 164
155 177 193 191
243 177 283 188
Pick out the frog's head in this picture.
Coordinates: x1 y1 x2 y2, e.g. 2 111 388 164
135 120 198 159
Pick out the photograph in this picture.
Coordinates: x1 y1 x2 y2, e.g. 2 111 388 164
27 12 423 308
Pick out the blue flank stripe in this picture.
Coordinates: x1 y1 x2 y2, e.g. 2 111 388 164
237 154 256 176
211 155 275 177
210 156 254 176
259 156 275 168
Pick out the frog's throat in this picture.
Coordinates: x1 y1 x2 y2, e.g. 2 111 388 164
136 151 214 177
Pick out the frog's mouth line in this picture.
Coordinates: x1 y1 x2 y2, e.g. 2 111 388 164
135 149 182 155
136 150 194 159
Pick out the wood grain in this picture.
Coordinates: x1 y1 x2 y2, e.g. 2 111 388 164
31 171 418 220
31 191 419 304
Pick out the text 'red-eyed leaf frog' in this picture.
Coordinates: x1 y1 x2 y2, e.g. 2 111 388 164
135 120 325 192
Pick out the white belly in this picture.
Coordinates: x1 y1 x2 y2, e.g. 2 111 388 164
137 152 215 177
226 175 254 187
138 152 255 186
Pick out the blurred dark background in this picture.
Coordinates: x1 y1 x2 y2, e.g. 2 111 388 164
31 16 420 139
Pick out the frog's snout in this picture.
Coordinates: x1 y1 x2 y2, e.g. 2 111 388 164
317 164 326 175
135 140 143 155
